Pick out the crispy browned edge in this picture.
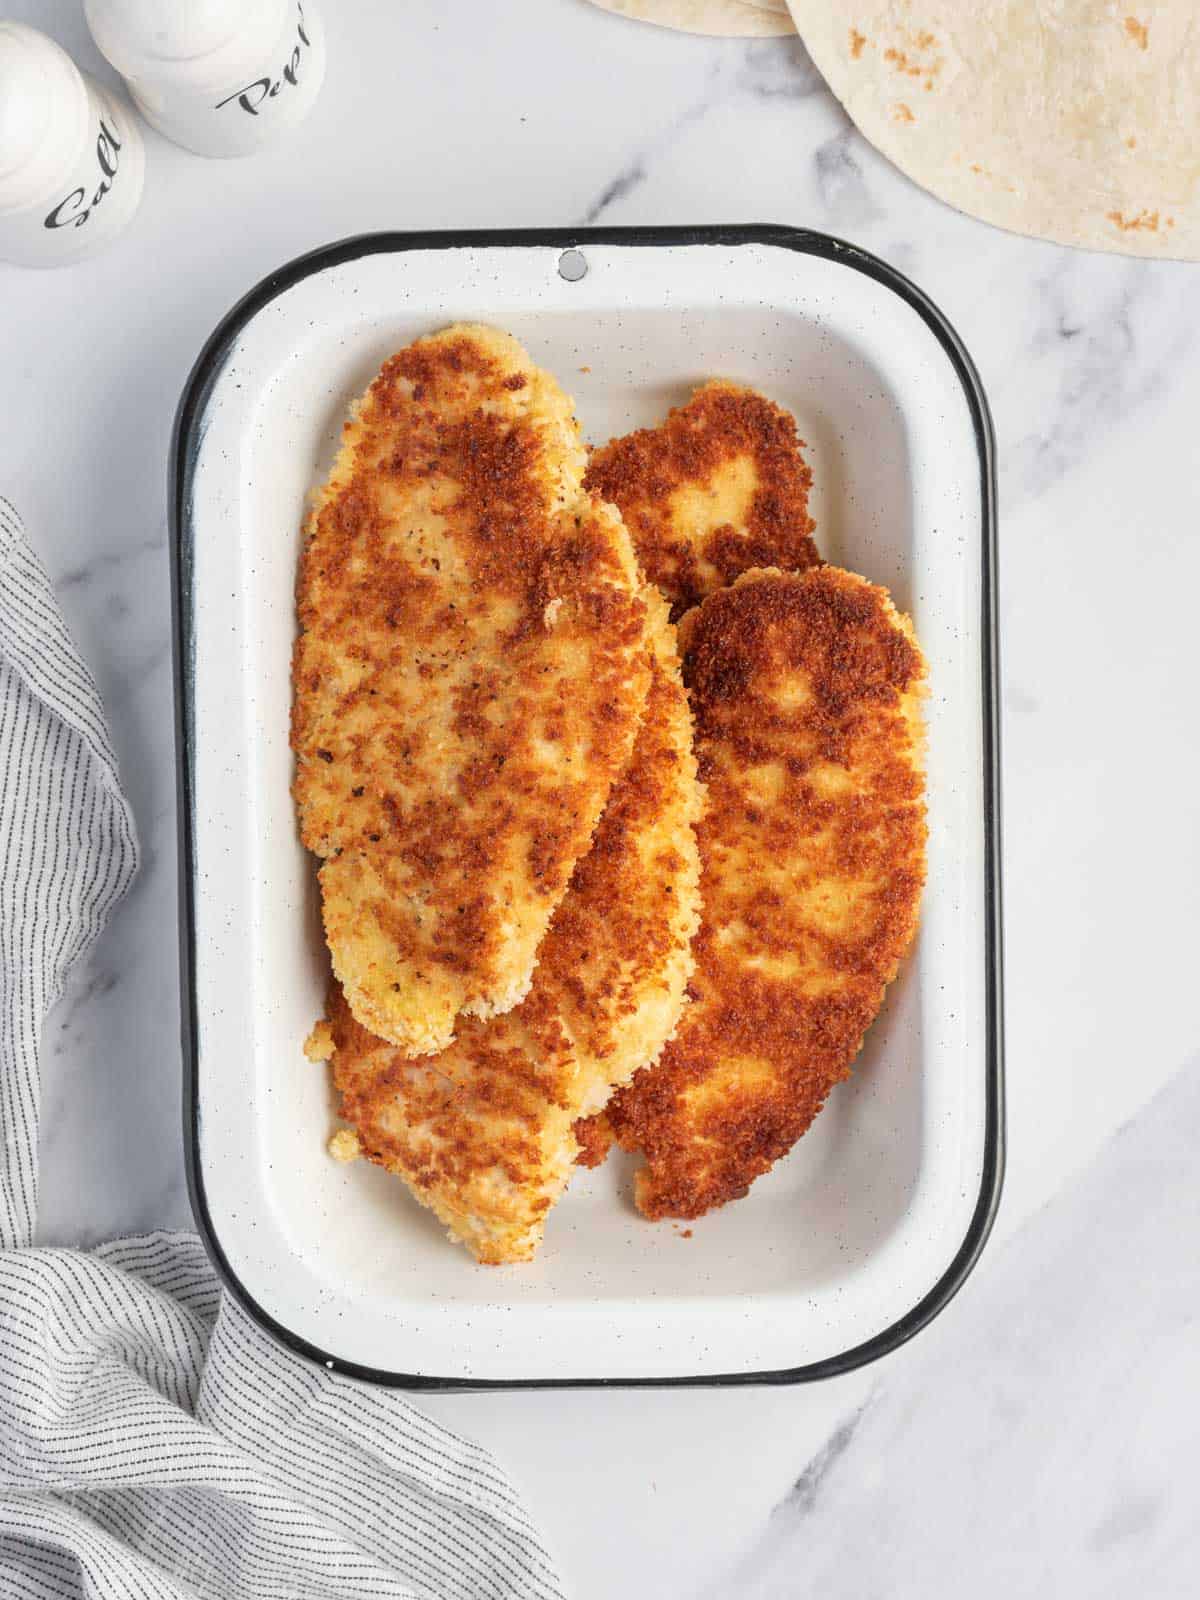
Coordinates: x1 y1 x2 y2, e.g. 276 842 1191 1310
594 565 927 1220
291 325 649 1051
585 380 819 617
322 594 703 1261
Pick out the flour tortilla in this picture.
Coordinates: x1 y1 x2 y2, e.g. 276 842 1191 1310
786 1 1198 258
584 0 796 38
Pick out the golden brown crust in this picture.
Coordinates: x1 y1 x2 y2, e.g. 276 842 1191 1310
327 593 704 1262
572 1110 615 1169
292 325 650 1054
585 381 819 616
599 566 927 1220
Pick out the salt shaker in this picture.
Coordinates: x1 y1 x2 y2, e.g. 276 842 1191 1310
0 22 144 269
84 0 326 159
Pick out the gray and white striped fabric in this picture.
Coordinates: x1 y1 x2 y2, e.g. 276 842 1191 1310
0 498 565 1600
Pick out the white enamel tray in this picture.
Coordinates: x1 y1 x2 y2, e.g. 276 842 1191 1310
171 226 1003 1388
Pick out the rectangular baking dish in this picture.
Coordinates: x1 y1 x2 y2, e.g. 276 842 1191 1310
171 225 1003 1388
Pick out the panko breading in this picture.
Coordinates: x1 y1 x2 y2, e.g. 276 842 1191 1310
325 593 703 1263
293 325 650 1056
587 566 927 1220
585 380 819 617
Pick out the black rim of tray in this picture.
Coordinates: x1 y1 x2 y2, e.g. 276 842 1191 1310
170 224 1005 1391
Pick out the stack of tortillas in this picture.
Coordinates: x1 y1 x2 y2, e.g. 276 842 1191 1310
584 1 795 36
583 0 1198 260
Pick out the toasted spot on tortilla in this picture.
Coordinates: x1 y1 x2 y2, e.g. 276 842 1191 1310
1106 208 1160 232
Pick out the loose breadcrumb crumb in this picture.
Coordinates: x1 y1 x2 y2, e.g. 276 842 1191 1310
328 1128 362 1163
303 1020 335 1062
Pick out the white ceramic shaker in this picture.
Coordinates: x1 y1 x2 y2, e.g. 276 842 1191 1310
0 22 144 269
84 0 326 159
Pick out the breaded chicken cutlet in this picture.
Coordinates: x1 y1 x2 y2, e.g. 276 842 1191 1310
579 567 926 1220
293 325 650 1056
312 593 703 1263
585 380 819 617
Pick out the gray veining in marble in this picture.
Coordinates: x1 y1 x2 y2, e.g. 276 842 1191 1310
718 1056 1200 1598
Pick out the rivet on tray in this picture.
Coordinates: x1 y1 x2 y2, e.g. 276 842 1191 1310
557 248 588 283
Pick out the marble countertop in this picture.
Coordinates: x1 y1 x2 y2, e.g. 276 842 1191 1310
3 2 1198 1594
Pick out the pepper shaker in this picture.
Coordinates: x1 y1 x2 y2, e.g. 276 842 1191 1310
0 22 144 269
84 0 326 159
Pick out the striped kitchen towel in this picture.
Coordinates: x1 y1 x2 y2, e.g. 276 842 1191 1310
0 497 565 1600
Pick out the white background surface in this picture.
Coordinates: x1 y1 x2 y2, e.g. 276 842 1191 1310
2 3 1198 1595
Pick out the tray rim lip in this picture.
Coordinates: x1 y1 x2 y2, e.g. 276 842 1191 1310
169 222 1005 1392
